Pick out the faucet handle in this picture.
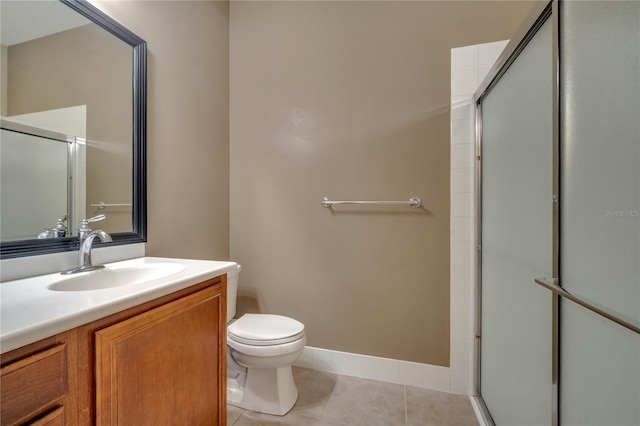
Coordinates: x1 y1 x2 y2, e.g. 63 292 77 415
86 214 106 224
78 215 106 240
79 214 105 228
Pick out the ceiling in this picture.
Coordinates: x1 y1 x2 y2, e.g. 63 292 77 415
1 0 90 46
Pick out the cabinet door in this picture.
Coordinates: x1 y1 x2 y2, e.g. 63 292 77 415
95 285 226 426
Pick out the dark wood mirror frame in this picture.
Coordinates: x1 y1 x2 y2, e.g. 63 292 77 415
1 0 147 259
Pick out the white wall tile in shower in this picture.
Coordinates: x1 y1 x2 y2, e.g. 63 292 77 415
451 70 479 97
479 40 509 68
452 45 479 72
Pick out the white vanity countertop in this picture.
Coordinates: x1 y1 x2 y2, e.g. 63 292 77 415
0 256 237 354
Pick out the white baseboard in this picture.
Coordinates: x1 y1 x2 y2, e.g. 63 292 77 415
293 346 451 393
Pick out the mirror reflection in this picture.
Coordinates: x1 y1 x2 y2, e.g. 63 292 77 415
1 0 134 242
1 118 83 241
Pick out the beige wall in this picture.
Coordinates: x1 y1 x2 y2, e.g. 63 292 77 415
92 0 230 260
7 24 132 233
230 1 536 365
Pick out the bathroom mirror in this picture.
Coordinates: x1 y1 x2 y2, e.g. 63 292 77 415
0 0 146 259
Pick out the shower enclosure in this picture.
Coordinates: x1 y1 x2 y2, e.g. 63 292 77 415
0 120 85 241
476 1 639 425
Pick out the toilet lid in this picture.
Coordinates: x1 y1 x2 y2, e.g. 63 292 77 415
228 314 305 346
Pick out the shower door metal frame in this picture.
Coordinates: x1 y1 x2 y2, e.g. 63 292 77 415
550 2 561 424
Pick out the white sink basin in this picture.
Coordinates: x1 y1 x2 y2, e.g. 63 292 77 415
2 257 238 354
48 263 185 292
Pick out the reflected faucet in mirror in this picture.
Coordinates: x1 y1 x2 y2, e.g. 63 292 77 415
36 215 69 239
61 215 112 275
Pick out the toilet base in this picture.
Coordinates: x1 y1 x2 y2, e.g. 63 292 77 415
227 364 298 416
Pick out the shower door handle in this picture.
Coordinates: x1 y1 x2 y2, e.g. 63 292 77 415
534 277 640 335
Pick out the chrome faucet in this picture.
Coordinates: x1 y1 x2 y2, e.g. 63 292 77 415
61 215 112 275
36 215 68 239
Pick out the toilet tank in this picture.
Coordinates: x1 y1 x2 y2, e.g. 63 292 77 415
226 264 241 323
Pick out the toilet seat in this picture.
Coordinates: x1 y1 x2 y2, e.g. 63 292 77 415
228 313 305 346
227 334 306 359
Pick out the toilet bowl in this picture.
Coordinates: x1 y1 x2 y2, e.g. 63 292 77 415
226 265 306 416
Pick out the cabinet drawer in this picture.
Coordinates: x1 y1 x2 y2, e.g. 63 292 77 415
28 406 64 426
1 344 67 425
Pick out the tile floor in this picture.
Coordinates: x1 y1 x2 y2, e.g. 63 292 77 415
227 367 480 426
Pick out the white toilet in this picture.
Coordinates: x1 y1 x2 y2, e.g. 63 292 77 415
226 265 306 416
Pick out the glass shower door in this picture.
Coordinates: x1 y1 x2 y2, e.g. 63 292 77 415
479 17 553 425
559 1 640 424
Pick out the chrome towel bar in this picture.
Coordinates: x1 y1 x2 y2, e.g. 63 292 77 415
321 197 422 209
91 201 132 210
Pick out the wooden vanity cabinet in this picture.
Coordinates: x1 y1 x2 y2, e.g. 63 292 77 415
94 284 226 425
0 331 77 425
1 275 227 426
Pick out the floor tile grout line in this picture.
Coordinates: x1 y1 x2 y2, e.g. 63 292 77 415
404 385 408 425
318 373 361 426
317 373 333 424
229 407 241 425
